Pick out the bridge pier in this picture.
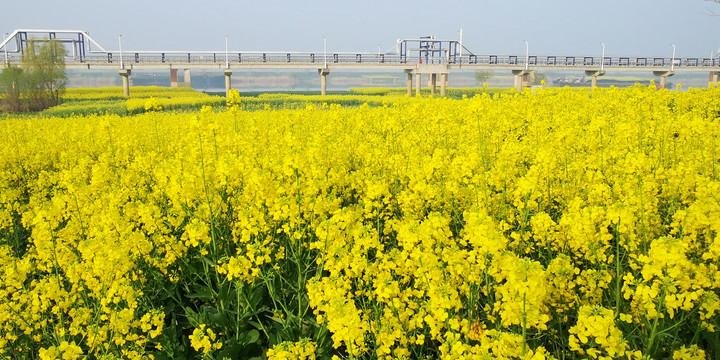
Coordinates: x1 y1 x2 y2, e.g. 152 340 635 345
184 69 191 87
319 68 330 95
224 69 232 98
585 70 606 89
405 70 413 96
170 69 178 87
170 69 192 87
430 73 437 95
415 72 422 96
710 71 720 87
119 69 131 97
440 73 447 97
512 70 532 93
653 71 675 89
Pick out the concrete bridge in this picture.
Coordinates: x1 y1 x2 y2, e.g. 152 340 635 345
3 29 720 96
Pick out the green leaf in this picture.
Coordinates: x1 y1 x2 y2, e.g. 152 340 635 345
239 329 260 345
202 256 216 267
248 286 265 309
208 309 232 328
185 288 214 300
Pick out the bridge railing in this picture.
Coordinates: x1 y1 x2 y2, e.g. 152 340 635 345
464 55 716 68
2 51 719 68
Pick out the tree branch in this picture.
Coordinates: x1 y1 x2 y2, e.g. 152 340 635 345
706 0 720 16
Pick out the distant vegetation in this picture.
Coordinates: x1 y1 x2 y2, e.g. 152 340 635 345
0 86 525 119
475 70 494 84
0 39 67 112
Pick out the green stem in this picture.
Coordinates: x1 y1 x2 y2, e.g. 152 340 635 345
242 291 271 341
197 132 224 311
614 224 622 318
522 292 527 356
49 233 67 343
645 288 665 355
236 284 241 341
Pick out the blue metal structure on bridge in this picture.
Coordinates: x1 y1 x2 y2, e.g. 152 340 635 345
397 36 470 64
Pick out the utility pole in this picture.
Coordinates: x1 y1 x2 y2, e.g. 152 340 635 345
118 35 124 70
671 44 676 72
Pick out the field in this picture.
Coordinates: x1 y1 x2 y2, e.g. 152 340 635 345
1 85 719 360
0 86 517 119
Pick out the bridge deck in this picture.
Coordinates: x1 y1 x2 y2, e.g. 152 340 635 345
3 53 720 73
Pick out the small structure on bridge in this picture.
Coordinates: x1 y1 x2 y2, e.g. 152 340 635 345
395 36 475 96
397 36 473 64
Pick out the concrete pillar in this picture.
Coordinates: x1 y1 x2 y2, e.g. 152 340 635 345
653 71 675 89
512 70 533 93
512 70 525 93
184 69 191 87
585 70 606 94
224 69 232 98
431 73 437 95
170 69 178 87
406 70 413 96
318 68 330 95
439 73 446 96
709 71 720 87
119 69 131 97
415 72 422 96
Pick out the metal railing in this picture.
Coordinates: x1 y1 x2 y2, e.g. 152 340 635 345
3 52 719 68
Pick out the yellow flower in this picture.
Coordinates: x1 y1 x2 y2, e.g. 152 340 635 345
673 345 706 360
569 305 627 358
189 325 222 354
38 341 82 360
267 339 317 360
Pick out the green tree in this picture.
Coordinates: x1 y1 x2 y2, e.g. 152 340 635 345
0 38 66 112
529 71 546 86
0 65 30 112
707 0 720 15
22 39 67 108
475 70 494 84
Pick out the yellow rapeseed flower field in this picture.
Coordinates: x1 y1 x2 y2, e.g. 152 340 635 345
1 85 719 359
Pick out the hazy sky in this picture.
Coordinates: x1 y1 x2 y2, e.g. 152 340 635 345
2 0 719 58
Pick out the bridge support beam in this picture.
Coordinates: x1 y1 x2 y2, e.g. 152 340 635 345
585 70 606 93
405 70 413 96
170 69 178 87
653 71 675 89
224 69 232 98
430 73 437 95
512 70 532 93
710 72 720 87
319 68 330 95
119 69 131 97
169 69 191 88
415 72 422 96
183 69 192 87
440 73 448 97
